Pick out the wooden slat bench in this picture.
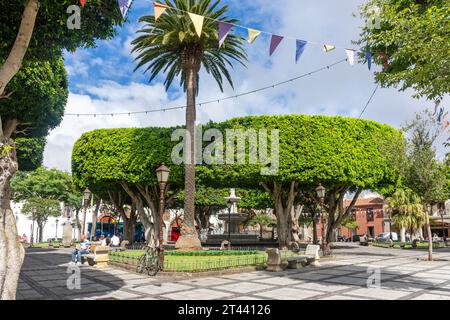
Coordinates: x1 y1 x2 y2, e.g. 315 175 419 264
81 246 110 268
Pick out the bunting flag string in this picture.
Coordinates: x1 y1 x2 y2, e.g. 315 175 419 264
345 49 355 66
119 0 133 18
188 13 204 37
270 35 284 56
295 40 307 63
153 2 373 67
63 58 348 117
247 29 261 44
218 22 233 48
154 2 168 21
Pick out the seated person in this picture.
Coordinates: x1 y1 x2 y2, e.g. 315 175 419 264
99 235 107 247
71 235 90 265
111 234 120 248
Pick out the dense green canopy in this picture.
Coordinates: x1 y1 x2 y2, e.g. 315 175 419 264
0 0 124 62
15 137 46 171
72 127 184 194
198 114 402 189
357 0 450 101
1 59 68 138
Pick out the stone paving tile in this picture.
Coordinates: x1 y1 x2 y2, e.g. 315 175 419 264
178 277 236 287
323 276 369 286
20 289 44 300
109 290 142 300
346 287 414 300
294 282 352 292
412 293 450 300
254 288 323 300
314 269 356 276
348 272 399 281
130 283 193 295
380 280 430 292
214 282 275 294
221 272 273 281
227 296 266 300
319 295 367 300
253 276 303 286
162 288 234 300
287 272 333 281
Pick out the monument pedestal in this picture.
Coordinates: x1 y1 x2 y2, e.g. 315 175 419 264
62 223 72 247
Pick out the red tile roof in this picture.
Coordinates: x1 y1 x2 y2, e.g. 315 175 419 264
344 197 384 207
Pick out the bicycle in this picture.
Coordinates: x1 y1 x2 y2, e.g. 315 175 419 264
136 245 161 276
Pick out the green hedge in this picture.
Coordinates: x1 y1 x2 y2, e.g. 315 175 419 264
165 250 258 256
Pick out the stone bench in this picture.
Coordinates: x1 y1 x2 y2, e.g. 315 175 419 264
81 246 110 268
266 245 321 272
359 236 369 246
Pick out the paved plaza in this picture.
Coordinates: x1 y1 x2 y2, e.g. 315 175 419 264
17 244 450 300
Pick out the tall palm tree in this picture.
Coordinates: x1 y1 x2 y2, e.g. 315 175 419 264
131 0 247 249
385 188 425 242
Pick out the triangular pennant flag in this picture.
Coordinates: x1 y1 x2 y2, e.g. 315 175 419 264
118 0 132 18
379 52 390 70
365 51 372 70
345 49 355 65
247 29 261 44
434 101 441 115
323 44 335 52
188 13 204 38
80 0 86 8
218 22 233 48
438 108 444 122
154 2 168 21
270 35 284 56
295 40 307 63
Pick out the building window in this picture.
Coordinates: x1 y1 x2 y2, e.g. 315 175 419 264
366 208 374 222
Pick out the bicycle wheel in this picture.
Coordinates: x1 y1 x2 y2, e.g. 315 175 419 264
136 255 146 274
147 255 160 277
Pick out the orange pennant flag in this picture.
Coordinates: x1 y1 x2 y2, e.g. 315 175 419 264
154 2 168 21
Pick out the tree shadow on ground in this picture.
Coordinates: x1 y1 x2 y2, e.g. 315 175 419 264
18 248 126 300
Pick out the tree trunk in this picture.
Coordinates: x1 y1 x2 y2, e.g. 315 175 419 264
90 199 101 241
424 207 433 261
0 137 24 300
400 227 406 243
38 223 44 243
312 220 318 244
0 0 39 97
263 181 297 249
176 62 201 250
123 218 135 244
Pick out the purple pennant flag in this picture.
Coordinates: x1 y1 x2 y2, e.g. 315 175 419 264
270 35 284 56
218 22 233 48
119 0 131 18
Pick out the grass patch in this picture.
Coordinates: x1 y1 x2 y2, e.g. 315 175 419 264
109 250 268 272
372 242 446 250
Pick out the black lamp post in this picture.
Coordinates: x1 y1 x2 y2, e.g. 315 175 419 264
316 184 326 255
82 188 91 237
156 163 170 271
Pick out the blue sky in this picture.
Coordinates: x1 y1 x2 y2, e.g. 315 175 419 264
44 0 449 171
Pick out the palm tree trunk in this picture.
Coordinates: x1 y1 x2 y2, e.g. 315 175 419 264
424 207 433 261
175 64 201 250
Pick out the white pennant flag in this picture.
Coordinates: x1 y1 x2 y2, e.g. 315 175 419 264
188 13 204 38
345 49 355 65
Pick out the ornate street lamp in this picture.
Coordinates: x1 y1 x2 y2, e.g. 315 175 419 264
440 209 446 240
156 163 170 271
316 184 326 255
81 188 91 237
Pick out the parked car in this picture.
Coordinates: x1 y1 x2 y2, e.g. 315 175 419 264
376 232 398 242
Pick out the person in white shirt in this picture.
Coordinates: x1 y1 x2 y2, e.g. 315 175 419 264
111 234 120 247
99 235 107 246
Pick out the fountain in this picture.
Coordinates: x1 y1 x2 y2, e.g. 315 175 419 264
204 189 259 246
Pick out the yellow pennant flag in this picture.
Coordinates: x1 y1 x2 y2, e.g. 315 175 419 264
248 29 261 44
154 2 168 21
188 13 204 37
323 44 336 52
